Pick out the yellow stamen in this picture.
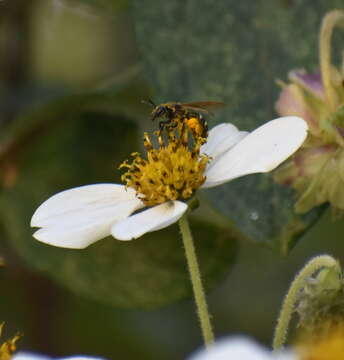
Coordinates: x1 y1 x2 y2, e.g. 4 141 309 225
0 323 21 360
120 126 209 206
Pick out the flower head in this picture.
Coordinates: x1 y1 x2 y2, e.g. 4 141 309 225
274 11 344 214
274 68 344 214
188 331 344 360
31 115 307 248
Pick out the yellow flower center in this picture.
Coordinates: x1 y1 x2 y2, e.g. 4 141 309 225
120 123 209 206
298 324 344 360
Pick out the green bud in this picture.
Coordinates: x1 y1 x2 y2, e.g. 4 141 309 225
296 265 344 337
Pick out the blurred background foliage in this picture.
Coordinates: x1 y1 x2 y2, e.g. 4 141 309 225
0 0 344 359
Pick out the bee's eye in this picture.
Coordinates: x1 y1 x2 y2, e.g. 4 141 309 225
157 107 165 117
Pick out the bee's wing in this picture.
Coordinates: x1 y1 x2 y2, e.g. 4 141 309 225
182 101 225 115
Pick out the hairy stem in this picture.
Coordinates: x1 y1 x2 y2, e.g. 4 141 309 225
179 214 214 348
273 254 340 351
319 10 344 110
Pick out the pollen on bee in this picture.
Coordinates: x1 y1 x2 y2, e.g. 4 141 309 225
185 117 208 142
186 117 199 129
119 123 209 206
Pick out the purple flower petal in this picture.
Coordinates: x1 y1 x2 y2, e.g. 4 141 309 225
275 84 319 134
335 125 344 138
289 69 324 99
293 145 336 177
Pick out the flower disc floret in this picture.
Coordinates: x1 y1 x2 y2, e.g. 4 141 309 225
120 129 209 206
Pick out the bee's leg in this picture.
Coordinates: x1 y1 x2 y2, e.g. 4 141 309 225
158 119 171 131
166 120 180 142
202 121 209 138
198 115 208 138
157 119 172 138
169 120 178 129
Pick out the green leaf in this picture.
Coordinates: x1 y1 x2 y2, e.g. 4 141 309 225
0 66 143 141
202 178 325 255
0 85 237 308
131 0 342 253
0 67 147 178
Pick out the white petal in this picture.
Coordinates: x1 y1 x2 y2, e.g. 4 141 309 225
201 123 248 160
59 357 105 360
111 200 188 241
203 116 308 188
12 354 104 360
188 337 296 360
12 354 51 360
31 184 144 249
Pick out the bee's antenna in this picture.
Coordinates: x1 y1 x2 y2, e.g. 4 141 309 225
141 99 156 108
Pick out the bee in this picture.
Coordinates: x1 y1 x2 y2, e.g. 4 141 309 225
143 100 225 138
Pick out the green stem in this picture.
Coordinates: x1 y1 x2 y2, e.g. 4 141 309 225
319 10 344 110
179 214 214 348
272 255 340 351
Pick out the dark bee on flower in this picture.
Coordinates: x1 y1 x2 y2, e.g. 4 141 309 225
143 100 225 139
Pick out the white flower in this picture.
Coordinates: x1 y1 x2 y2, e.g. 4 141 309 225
188 337 296 360
31 116 307 249
12 353 104 360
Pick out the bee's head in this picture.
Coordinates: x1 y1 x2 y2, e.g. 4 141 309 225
151 105 168 121
142 99 162 121
141 99 172 121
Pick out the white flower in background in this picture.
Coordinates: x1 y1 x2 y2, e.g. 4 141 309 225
13 354 104 360
0 324 105 360
189 324 344 359
188 337 295 360
31 116 307 249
